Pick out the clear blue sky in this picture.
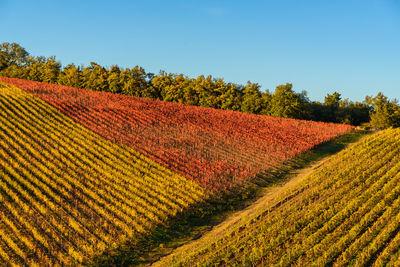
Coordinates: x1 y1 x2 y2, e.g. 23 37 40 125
1 0 399 102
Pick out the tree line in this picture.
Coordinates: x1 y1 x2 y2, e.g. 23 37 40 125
1 42 399 128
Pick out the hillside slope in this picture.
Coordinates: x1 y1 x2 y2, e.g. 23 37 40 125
0 77 353 192
0 82 207 266
155 129 400 266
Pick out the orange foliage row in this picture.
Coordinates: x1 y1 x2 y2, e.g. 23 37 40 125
1 77 354 191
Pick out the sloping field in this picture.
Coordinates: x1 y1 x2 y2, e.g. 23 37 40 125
0 82 207 266
155 128 400 266
0 77 353 192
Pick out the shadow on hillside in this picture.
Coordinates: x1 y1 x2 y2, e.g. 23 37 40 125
91 130 370 267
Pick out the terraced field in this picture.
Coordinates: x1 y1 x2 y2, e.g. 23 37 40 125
0 82 207 266
155 128 400 266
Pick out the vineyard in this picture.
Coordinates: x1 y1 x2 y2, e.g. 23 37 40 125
0 77 353 192
155 128 400 266
0 82 207 265
0 77 358 266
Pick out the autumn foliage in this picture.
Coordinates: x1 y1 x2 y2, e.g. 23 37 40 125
0 82 206 265
155 129 400 266
1 77 353 192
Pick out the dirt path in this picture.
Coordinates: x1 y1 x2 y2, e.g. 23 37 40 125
153 155 332 266
214 156 329 234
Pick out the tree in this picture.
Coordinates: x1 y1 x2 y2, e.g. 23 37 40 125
168 74 187 103
337 99 370 125
324 91 341 122
309 101 325 121
26 56 46 82
153 73 198 104
324 92 341 108
297 90 312 120
0 64 27 79
120 66 148 97
58 64 82 88
194 75 219 108
241 81 264 114
219 83 242 111
151 71 176 100
81 62 108 91
269 83 304 119
182 79 199 106
259 90 273 115
42 56 61 84
0 42 396 128
0 42 29 71
365 92 400 128
107 65 122 93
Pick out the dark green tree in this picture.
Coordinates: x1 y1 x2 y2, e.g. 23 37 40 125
324 91 341 122
337 99 370 125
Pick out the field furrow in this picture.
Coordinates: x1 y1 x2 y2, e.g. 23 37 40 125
0 82 207 265
154 128 400 266
0 77 353 192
